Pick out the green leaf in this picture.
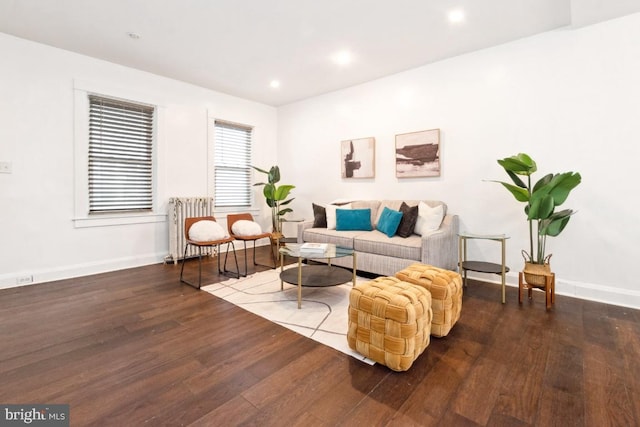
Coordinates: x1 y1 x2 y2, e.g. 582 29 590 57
273 184 295 201
262 184 275 200
277 208 293 216
252 165 270 175
548 172 581 206
273 185 295 200
528 194 554 220
539 210 574 236
505 169 527 188
268 166 281 184
497 153 537 175
495 181 530 202
532 173 553 194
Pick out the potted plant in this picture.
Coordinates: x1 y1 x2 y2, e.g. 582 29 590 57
493 153 581 284
252 165 295 235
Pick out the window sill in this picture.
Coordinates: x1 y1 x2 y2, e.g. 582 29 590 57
73 213 167 228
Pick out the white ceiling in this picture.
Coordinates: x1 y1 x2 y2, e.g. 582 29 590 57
1 0 639 106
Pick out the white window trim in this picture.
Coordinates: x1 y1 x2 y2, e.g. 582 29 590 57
73 79 166 228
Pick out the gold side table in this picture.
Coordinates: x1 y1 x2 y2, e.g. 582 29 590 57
458 232 510 303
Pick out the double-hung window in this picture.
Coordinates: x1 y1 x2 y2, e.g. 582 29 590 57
213 121 252 208
88 95 155 213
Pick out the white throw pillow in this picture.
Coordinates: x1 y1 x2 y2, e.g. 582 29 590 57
189 220 228 242
231 219 263 236
415 202 444 236
326 203 352 230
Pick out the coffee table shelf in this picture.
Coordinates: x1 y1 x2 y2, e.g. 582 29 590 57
279 243 356 309
279 265 352 287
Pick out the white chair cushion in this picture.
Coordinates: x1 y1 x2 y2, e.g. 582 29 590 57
415 202 444 236
189 220 228 242
231 219 263 236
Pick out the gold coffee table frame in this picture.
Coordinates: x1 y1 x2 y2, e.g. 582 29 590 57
279 243 357 309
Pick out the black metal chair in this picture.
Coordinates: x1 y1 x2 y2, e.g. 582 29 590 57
227 213 275 276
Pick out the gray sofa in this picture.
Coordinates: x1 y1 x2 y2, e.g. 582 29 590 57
297 200 459 277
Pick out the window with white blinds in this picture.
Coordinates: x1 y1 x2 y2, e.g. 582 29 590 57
213 121 252 208
88 95 155 213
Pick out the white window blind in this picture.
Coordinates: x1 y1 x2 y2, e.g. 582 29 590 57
214 121 252 208
88 95 154 213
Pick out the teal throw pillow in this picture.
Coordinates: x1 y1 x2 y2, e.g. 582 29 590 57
376 207 403 237
336 208 372 231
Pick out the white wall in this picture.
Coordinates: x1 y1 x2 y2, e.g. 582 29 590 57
0 33 278 288
278 13 640 308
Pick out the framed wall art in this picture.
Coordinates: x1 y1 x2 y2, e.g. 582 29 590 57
341 137 375 179
395 128 440 178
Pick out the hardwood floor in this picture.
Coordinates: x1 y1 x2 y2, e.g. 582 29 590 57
1 246 639 426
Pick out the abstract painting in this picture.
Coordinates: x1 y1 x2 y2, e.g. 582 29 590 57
341 137 375 179
395 129 440 178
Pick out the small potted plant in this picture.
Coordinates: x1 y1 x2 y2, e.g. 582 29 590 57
493 153 581 284
252 165 295 235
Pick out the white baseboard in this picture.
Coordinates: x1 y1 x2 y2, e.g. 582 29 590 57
0 241 274 291
465 271 640 310
0 253 167 290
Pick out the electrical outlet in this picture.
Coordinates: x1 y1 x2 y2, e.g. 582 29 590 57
16 275 33 285
0 161 12 174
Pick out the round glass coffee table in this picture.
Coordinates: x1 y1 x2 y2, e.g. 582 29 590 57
279 243 357 309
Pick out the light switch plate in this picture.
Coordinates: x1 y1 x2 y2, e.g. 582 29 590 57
0 161 12 174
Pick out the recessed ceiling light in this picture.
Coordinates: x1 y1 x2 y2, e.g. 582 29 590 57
270 80 280 88
448 9 465 24
332 50 352 66
126 32 141 40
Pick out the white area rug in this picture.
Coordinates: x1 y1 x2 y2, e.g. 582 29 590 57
202 266 375 365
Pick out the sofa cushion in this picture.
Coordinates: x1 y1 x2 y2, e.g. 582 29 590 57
336 208 372 231
376 207 403 237
303 228 361 249
354 230 422 261
312 203 327 228
397 202 419 238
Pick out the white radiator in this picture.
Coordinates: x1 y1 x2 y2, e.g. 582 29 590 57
165 197 215 264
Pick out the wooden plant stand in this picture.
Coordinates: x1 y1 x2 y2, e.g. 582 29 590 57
518 271 555 310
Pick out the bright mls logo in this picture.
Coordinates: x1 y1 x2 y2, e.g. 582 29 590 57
1 405 69 426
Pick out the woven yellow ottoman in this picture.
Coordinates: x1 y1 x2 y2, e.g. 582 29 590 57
347 277 432 372
395 263 462 337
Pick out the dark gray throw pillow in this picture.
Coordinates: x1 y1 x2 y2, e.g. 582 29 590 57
397 202 419 238
312 203 327 228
